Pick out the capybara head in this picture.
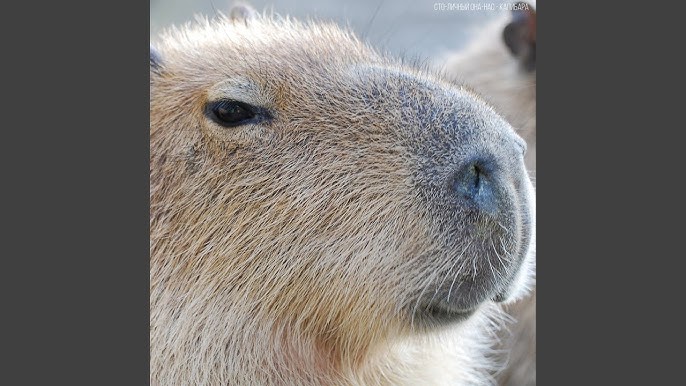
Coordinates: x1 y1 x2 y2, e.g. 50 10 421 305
150 10 535 385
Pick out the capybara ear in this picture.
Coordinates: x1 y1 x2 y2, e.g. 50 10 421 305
502 2 536 71
150 44 163 74
229 2 258 24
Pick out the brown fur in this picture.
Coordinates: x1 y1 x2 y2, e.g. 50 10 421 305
440 5 537 385
150 10 536 385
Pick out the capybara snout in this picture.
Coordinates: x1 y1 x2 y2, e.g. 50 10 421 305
388 79 535 326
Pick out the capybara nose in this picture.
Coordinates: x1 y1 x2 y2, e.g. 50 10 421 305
451 157 498 213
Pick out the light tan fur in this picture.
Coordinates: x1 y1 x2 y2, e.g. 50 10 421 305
150 11 536 386
439 6 537 385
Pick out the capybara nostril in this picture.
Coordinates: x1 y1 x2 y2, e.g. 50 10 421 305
451 158 497 213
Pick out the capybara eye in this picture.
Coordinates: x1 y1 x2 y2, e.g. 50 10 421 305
206 100 259 127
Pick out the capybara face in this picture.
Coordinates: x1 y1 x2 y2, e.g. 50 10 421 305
150 15 535 381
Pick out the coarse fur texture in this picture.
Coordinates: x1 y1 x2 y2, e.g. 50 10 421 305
150 9 536 386
439 3 536 385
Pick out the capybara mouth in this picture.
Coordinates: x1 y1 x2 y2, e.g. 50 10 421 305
413 302 477 327
407 170 535 328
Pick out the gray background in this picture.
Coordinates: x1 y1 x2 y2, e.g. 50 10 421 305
150 0 513 61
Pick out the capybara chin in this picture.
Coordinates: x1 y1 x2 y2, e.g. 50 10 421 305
150 9 536 386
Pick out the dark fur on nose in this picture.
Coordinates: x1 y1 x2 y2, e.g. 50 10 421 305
451 157 497 214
